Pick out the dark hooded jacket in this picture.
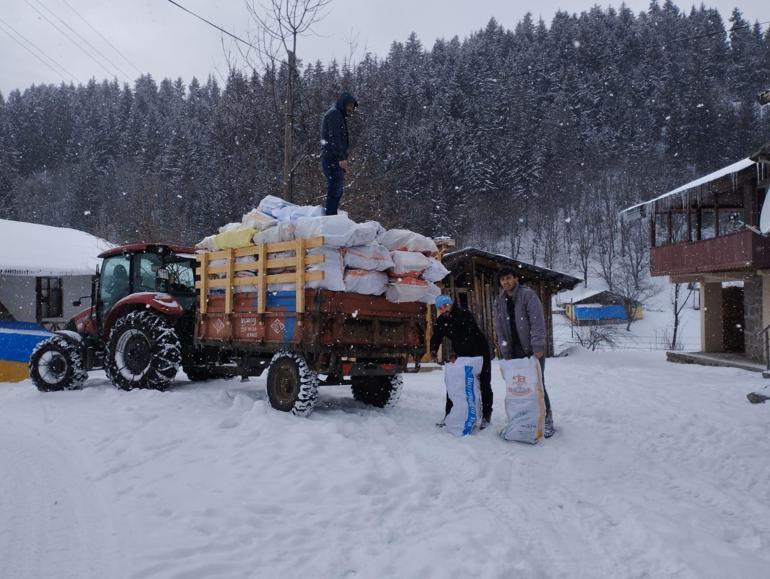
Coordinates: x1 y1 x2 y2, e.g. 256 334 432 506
430 306 490 358
320 92 357 163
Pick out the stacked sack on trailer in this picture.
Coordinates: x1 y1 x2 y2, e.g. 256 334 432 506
195 195 450 303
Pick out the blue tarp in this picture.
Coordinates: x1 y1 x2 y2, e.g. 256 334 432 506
0 321 53 363
574 305 627 321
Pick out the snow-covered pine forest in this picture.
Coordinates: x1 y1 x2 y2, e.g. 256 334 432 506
1 4 769 267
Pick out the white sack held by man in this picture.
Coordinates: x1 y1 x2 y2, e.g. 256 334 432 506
443 356 484 436
499 356 546 444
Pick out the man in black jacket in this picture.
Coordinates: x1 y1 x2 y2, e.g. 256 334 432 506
320 91 358 215
430 295 493 428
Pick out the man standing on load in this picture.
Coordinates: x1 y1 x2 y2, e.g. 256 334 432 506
493 267 555 438
320 91 358 216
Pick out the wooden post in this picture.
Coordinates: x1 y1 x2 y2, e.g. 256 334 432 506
199 254 208 315
295 238 306 314
225 248 235 315
257 244 266 314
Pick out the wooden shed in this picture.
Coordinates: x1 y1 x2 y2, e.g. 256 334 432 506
433 248 581 358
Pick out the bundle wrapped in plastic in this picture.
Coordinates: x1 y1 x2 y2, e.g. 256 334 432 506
343 244 394 271
344 269 388 295
257 194 296 219
378 228 438 254
295 215 357 247
499 357 546 444
348 220 385 247
252 222 296 245
272 204 324 223
195 235 217 252
241 208 278 231
443 356 484 436
386 275 439 303
306 246 345 291
235 255 258 293
420 281 442 304
210 227 257 250
422 257 451 282
390 250 431 276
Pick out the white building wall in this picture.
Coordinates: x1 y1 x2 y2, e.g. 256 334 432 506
0 275 93 325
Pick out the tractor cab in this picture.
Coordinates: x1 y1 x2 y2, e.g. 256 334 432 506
96 243 198 332
30 243 198 392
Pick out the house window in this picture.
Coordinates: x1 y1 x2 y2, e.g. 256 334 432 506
36 277 63 320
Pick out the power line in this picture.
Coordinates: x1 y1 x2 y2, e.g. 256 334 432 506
165 0 258 51
22 0 120 81
30 0 132 81
0 15 79 84
61 0 143 77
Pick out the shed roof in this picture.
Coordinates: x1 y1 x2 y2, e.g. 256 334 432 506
0 219 113 276
442 247 581 291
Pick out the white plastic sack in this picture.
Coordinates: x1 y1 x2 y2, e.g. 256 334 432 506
377 228 438 254
443 356 484 436
252 222 296 245
306 246 345 291
343 244 394 271
241 208 278 231
272 204 325 223
257 194 296 219
499 357 546 444
419 281 442 304
422 257 450 282
295 215 357 247
344 269 388 295
195 235 217 252
385 276 430 303
348 220 385 247
218 221 242 234
390 250 431 275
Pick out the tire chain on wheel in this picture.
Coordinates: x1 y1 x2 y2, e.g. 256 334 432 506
268 350 319 417
105 310 181 391
351 374 403 409
29 335 88 391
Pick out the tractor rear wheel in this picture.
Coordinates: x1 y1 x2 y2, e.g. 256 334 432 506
106 311 181 391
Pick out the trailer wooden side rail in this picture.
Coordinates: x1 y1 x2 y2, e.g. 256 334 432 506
195 236 326 315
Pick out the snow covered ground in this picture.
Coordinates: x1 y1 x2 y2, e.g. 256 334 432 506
2 350 769 579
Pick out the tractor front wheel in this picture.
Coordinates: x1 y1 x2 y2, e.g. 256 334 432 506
29 336 87 392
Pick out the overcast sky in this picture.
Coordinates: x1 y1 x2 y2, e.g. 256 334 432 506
0 0 766 95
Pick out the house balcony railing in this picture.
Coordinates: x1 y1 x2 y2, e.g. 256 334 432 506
650 229 770 276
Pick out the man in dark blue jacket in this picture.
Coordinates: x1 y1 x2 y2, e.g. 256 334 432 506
320 92 358 215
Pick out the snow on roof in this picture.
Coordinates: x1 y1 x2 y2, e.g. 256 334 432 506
622 157 755 215
0 219 114 276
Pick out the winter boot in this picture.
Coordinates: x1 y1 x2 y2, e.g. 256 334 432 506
480 412 491 430
544 410 555 438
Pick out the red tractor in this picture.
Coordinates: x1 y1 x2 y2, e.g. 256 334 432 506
29 243 202 392
29 240 426 416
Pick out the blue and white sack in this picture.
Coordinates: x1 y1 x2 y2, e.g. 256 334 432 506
499 357 546 444
443 356 484 436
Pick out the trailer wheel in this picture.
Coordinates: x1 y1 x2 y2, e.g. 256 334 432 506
266 351 319 416
351 374 403 408
183 366 211 381
29 336 87 392
106 311 181 391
